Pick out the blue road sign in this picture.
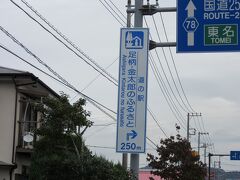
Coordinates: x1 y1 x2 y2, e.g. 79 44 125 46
230 151 240 160
177 0 240 52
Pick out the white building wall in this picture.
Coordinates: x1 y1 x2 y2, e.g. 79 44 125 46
0 80 16 164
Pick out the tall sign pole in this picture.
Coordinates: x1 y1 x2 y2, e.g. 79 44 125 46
117 0 149 179
130 0 143 178
121 0 133 171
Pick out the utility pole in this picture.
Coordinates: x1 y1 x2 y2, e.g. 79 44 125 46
187 113 201 141
129 0 143 178
122 0 132 171
125 0 177 178
197 132 208 157
203 143 207 164
208 153 230 180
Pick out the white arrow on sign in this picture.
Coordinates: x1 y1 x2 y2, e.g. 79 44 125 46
185 0 196 46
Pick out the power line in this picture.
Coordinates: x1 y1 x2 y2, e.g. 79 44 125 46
92 122 116 127
150 51 187 124
86 145 115 150
0 28 116 120
18 0 171 139
70 57 119 102
147 137 158 148
19 0 118 84
98 0 125 26
0 42 160 151
11 0 172 147
145 17 187 129
108 0 127 21
102 0 126 25
147 107 168 137
152 15 191 113
149 54 186 130
10 0 118 86
144 17 187 119
157 12 195 113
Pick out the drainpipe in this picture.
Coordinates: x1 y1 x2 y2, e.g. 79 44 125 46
11 77 18 179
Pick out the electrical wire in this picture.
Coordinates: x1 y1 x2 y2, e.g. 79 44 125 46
0 43 160 152
149 10 212 146
98 0 125 26
0 28 117 120
19 0 118 84
16 0 171 141
157 12 196 113
147 107 168 137
70 57 119 102
10 0 118 86
10 0 191 147
102 0 126 25
149 54 186 130
152 15 191 113
149 51 187 124
108 0 127 21
145 17 187 129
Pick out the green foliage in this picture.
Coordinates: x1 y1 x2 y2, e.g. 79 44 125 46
29 94 130 180
147 133 206 180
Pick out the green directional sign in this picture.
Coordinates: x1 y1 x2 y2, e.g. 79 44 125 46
204 24 238 46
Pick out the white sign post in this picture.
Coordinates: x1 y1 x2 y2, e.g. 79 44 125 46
116 28 149 153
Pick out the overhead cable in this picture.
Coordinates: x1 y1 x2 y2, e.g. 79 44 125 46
158 12 196 112
16 0 170 138
0 42 157 150
102 0 126 25
10 0 118 86
152 16 191 113
98 0 125 26
0 27 117 120
11 0 178 145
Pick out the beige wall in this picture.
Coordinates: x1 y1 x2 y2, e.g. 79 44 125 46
0 80 16 164
0 167 10 180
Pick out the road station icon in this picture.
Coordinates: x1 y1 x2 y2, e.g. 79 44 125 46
125 31 144 49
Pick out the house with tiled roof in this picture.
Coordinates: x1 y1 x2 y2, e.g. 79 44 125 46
0 66 58 180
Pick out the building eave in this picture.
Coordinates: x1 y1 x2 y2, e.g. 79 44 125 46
0 70 59 98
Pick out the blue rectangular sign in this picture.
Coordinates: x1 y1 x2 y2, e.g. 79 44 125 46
116 28 149 153
177 0 240 52
230 151 240 160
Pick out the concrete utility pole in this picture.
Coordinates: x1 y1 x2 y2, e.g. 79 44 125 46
129 0 143 179
203 143 207 164
124 0 177 178
197 132 209 157
121 0 132 171
187 113 201 141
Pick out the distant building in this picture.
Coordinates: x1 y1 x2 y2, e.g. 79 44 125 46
207 168 240 180
139 166 163 180
0 66 58 180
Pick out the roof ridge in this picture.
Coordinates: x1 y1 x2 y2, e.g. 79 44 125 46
0 66 29 74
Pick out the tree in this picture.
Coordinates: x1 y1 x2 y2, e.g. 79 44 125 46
29 94 130 180
147 131 206 180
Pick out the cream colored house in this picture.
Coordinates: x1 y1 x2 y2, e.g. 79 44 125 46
0 66 58 180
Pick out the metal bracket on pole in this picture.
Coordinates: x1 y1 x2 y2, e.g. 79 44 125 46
149 40 176 50
127 6 177 15
189 128 196 136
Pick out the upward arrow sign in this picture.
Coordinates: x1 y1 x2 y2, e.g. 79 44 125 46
184 0 197 46
185 0 196 17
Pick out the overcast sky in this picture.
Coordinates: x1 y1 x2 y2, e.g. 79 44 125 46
1 0 240 171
